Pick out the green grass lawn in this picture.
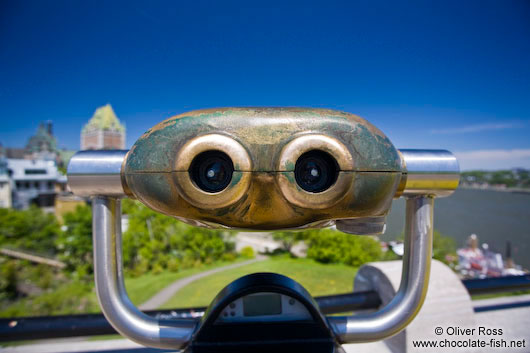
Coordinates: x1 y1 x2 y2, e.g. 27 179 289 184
0 259 247 318
124 258 247 306
470 289 530 301
85 266 214 308
87 257 357 342
161 255 358 309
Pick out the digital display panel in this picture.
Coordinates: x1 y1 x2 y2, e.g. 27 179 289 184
243 293 282 317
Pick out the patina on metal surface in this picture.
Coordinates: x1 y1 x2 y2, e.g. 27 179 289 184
123 107 403 230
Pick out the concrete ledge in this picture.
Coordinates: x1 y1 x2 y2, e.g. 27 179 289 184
353 259 477 353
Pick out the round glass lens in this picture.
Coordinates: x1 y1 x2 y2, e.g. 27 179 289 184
294 150 338 193
190 151 234 193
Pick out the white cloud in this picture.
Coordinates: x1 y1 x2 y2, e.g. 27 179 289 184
430 122 524 134
454 149 530 170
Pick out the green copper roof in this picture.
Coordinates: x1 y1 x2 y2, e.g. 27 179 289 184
82 104 125 133
25 123 57 153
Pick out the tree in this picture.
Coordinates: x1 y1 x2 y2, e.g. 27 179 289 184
122 199 234 274
271 231 308 255
0 206 61 255
56 205 93 277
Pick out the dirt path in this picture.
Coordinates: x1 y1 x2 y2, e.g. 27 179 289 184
139 256 267 310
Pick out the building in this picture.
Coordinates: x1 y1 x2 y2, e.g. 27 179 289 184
0 153 12 208
6 159 63 209
81 104 126 150
2 122 75 169
3 147 25 159
24 121 57 161
2 122 56 161
0 121 77 210
0 174 11 208
54 194 86 223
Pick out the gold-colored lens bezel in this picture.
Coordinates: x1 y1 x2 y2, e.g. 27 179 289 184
174 134 251 209
276 134 354 209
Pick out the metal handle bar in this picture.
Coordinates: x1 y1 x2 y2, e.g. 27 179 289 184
329 195 433 342
67 149 459 346
93 197 196 349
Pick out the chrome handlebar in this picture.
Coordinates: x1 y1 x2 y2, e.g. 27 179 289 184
67 148 459 348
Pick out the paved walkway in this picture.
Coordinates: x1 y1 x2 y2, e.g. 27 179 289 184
139 256 266 310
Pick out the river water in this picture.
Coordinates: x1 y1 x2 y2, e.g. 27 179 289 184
382 188 530 269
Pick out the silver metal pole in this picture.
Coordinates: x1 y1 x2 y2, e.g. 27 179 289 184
92 196 196 349
68 150 129 197
330 195 434 342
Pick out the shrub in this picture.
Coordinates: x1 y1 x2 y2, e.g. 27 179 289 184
432 230 457 265
222 252 237 262
392 230 457 265
130 260 149 277
151 263 164 275
167 258 181 272
306 229 381 267
239 246 255 259
0 260 18 301
0 281 98 317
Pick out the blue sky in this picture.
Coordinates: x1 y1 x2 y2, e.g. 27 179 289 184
1 1 529 170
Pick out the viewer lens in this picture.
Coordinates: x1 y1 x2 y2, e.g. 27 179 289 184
294 150 339 193
190 151 234 193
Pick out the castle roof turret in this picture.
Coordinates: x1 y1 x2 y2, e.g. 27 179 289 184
82 104 125 133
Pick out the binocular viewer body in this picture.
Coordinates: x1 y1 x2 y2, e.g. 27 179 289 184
69 107 458 233
67 107 460 351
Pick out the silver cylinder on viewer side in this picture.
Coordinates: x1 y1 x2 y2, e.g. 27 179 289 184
67 150 129 197
399 149 460 197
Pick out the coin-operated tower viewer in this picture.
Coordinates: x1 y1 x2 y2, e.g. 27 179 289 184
68 107 459 353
